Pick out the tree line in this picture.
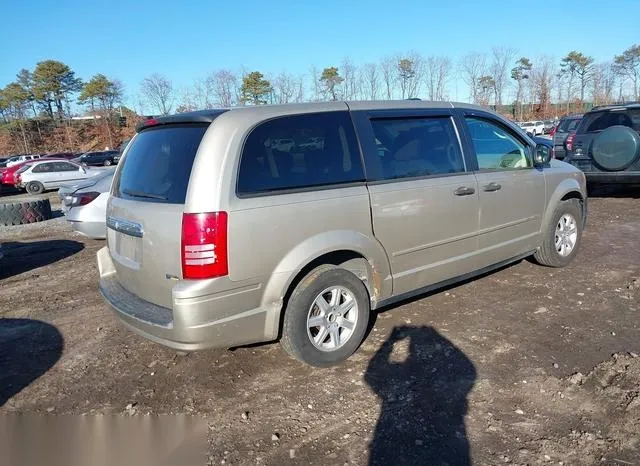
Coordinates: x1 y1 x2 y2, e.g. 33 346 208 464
1 44 639 153
169 44 639 119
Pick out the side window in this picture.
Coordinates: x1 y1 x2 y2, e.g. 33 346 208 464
32 163 54 173
465 117 531 170
52 162 79 172
237 112 364 195
368 117 465 180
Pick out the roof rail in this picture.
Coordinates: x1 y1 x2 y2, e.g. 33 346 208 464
590 101 640 111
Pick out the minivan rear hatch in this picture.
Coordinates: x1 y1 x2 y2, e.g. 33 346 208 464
108 114 225 308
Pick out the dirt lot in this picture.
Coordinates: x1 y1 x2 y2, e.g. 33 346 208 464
1 188 639 465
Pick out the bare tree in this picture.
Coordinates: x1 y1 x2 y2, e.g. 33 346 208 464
293 75 306 103
204 69 238 107
424 56 452 101
362 63 379 99
380 56 396 100
341 58 359 100
591 63 616 106
553 72 564 111
309 65 322 101
531 57 555 116
140 73 174 115
273 72 297 104
459 53 487 103
490 47 517 106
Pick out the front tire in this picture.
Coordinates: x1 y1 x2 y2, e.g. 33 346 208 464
281 265 370 367
103 159 112 166
534 199 583 267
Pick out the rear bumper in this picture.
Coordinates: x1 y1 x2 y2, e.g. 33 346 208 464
97 247 273 351
553 147 566 160
70 220 106 239
584 171 640 184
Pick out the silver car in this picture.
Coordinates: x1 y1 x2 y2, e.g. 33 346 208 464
60 168 115 239
17 160 102 195
98 101 587 367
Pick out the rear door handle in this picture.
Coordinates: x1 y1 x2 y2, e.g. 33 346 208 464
454 186 476 196
482 182 502 192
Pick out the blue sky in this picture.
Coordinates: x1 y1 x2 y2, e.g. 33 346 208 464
1 0 638 106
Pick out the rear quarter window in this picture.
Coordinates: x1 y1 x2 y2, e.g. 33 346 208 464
237 112 364 195
558 118 581 132
579 109 640 134
113 124 208 203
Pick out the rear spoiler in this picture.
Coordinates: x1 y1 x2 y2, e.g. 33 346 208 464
136 109 229 132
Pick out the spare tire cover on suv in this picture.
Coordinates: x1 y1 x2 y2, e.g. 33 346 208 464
590 125 640 171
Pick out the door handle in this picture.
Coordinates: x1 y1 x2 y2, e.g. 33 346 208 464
454 186 476 196
482 182 502 192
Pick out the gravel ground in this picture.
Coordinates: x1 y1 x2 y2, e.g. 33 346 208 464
1 187 639 465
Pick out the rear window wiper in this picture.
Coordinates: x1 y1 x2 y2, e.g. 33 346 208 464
122 189 168 200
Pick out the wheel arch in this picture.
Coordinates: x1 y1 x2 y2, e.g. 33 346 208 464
542 179 586 230
259 230 392 340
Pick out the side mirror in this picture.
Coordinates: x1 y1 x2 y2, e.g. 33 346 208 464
534 144 552 165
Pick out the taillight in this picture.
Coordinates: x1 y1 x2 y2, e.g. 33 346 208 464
566 133 576 152
550 126 557 137
181 212 228 279
15 175 21 184
71 192 100 206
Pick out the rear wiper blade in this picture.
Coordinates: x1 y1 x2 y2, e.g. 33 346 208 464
122 189 168 200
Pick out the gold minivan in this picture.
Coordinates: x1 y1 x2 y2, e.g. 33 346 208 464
98 101 587 366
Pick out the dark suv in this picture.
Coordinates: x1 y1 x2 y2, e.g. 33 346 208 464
78 150 120 166
552 114 582 160
565 103 640 183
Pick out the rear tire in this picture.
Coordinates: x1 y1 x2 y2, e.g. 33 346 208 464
534 199 583 267
26 181 44 195
280 265 370 367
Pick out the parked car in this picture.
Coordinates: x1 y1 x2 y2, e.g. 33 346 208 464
15 159 102 195
543 120 555 134
43 152 76 160
3 154 42 168
519 121 545 136
76 150 120 166
551 114 583 160
1 158 65 189
97 101 587 367
299 136 324 150
59 168 115 239
565 103 640 183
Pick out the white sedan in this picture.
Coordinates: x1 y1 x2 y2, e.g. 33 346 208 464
59 169 115 239
16 160 103 195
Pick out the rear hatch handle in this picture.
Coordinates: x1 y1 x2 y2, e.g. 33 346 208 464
106 216 144 238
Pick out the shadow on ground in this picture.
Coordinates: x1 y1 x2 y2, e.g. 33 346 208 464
365 326 476 466
0 318 64 407
0 240 84 279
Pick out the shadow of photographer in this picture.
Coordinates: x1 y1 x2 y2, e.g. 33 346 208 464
365 325 476 466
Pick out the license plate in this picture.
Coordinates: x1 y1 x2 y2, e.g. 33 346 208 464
108 229 142 267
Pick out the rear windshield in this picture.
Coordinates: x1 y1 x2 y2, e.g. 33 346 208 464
113 124 208 203
578 109 640 134
558 117 581 132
